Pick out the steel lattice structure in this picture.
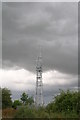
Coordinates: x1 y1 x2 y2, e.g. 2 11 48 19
35 52 43 107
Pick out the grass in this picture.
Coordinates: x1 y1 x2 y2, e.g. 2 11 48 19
2 108 16 118
2 107 79 119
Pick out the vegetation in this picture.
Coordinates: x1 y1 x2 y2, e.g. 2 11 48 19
1 88 80 118
14 106 36 118
2 108 16 118
14 89 80 118
20 92 34 105
2 88 12 109
0 87 2 109
12 100 22 109
46 90 79 113
20 92 28 105
46 90 80 118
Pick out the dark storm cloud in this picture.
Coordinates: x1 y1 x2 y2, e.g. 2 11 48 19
2 2 78 75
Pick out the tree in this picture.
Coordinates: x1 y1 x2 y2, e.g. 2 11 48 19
20 92 28 105
12 100 22 109
20 92 34 105
46 90 79 114
2 88 12 109
27 97 34 105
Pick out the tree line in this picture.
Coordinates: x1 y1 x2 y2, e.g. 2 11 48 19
1 87 80 118
2 88 34 109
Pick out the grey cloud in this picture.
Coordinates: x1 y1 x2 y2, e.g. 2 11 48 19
0 2 2 61
2 2 78 75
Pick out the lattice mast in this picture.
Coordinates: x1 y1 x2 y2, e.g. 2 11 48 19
35 48 43 107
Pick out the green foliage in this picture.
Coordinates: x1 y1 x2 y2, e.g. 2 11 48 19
14 106 50 118
20 92 34 105
36 107 50 118
2 88 79 118
12 100 22 109
2 88 12 109
46 90 79 115
20 92 28 104
26 96 34 105
14 90 79 118
14 106 36 118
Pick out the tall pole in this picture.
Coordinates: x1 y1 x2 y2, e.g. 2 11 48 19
35 48 43 107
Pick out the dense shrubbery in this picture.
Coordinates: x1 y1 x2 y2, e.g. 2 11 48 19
14 106 50 118
46 90 80 114
14 106 36 118
14 90 79 118
2 88 80 118
12 100 22 109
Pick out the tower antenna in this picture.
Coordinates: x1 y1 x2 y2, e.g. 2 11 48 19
35 46 43 107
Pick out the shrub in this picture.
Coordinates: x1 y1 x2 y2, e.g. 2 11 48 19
12 100 22 109
14 106 36 118
46 90 79 114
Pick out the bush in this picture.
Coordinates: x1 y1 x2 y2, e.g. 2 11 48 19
12 100 22 109
14 90 79 118
14 106 37 118
46 90 79 115
36 107 50 118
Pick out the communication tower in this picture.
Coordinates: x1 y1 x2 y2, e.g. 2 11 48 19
35 48 43 107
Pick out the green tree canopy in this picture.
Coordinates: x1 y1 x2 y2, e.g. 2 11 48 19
2 88 12 109
12 100 22 109
20 92 28 104
20 92 34 105
46 90 79 114
27 96 34 105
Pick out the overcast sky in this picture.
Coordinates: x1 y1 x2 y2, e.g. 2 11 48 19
1 0 79 2
0 2 78 104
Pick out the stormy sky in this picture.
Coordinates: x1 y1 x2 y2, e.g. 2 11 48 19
1 2 78 104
